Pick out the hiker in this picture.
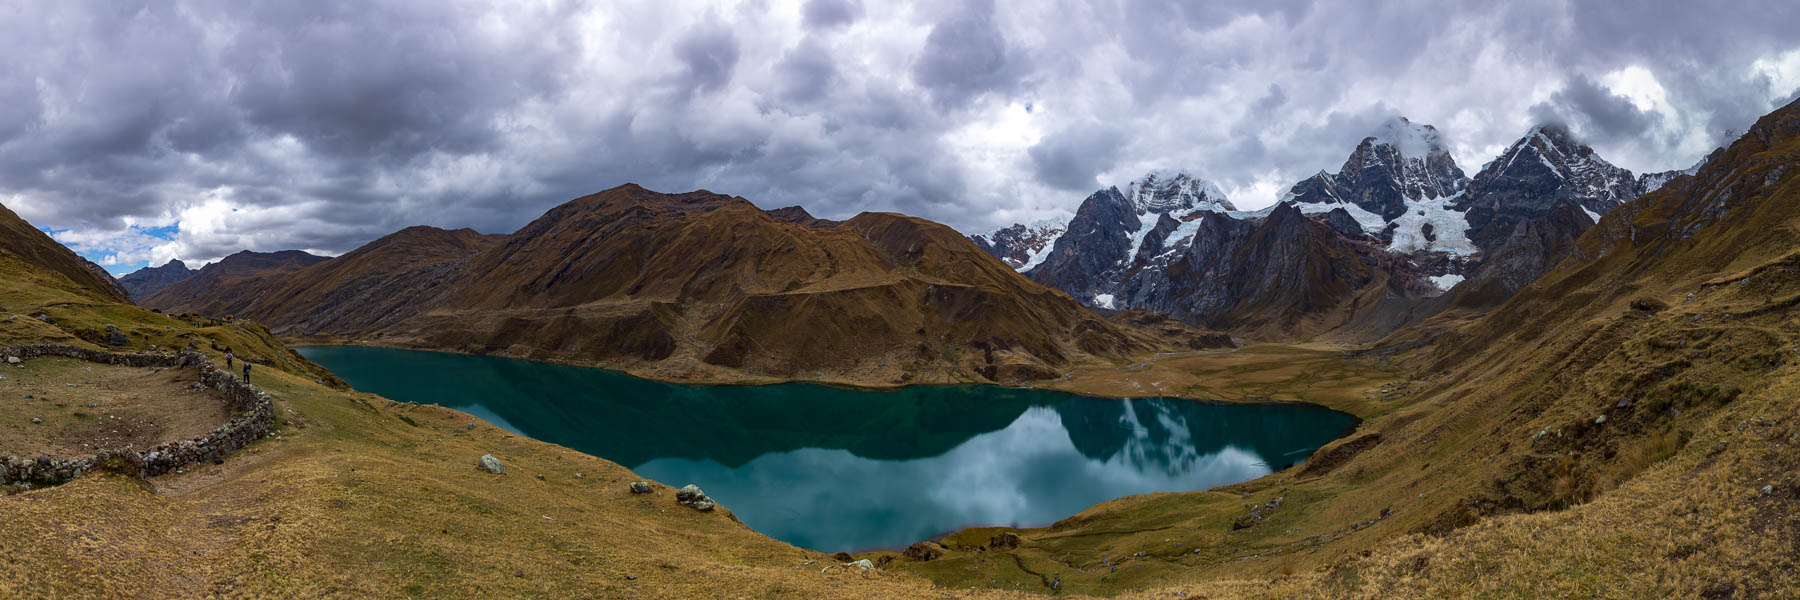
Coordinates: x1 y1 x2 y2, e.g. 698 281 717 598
242 362 251 381
225 349 234 368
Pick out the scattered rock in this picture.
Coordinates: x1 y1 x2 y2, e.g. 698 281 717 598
1761 485 1775 497
31 417 42 424
988 532 1022 550
6 356 20 364
476 454 505 474
629 481 654 494
574 472 584 479
1232 496 1284 531
832 552 854 562
1615 397 1633 409
85 402 96 408
848 559 874 571
1594 415 1607 425
534 474 545 481
903 541 946 562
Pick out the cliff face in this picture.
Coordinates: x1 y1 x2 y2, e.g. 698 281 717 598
1116 203 1433 340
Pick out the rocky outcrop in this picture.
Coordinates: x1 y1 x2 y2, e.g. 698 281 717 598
676 484 717 511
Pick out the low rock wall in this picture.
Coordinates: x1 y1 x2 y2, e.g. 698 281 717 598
0 344 278 488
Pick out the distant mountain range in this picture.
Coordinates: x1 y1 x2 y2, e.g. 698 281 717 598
115 116 1724 377
129 185 1231 385
971 117 1715 340
117 259 196 301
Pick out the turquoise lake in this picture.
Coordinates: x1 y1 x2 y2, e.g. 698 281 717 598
296 345 1357 552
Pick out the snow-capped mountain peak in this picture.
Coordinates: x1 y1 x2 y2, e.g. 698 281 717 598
970 215 1071 271
1366 116 1449 160
1124 170 1236 215
1469 123 1641 218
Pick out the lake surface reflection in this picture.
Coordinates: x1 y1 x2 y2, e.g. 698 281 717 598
298 346 1355 552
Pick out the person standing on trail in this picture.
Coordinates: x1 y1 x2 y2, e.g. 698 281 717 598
225 349 234 368
242 362 251 382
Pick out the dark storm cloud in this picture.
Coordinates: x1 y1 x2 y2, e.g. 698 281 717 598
911 0 1031 111
3 0 1799 272
801 0 861 30
1028 124 1126 191
674 19 742 96
775 38 839 104
1529 75 1661 143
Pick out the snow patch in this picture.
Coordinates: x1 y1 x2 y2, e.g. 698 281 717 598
1093 294 1116 310
1019 241 1055 272
1581 205 1602 223
1121 211 1163 266
1428 274 1465 291
1386 191 1477 256
1290 199 1387 233
1161 219 1203 253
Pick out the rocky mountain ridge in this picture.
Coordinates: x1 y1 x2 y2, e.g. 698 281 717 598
118 259 197 301
983 118 1695 340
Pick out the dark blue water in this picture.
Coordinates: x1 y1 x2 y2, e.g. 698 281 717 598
297 346 1355 552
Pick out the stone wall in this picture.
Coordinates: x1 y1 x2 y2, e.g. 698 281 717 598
0 344 278 488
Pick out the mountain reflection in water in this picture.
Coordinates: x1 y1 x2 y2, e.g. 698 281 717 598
298 345 1355 552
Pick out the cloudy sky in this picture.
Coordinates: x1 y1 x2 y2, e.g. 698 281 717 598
5 0 1799 274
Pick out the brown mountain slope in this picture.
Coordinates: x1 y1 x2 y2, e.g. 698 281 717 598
183 185 1169 385
0 203 129 304
143 249 329 315
150 226 505 335
396 185 1160 384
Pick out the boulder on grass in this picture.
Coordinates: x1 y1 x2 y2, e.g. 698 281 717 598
476 454 505 474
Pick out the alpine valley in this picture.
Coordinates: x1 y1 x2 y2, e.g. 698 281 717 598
4 95 1799 599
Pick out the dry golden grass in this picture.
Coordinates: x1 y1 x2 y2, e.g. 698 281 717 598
1043 344 1403 418
0 357 216 460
